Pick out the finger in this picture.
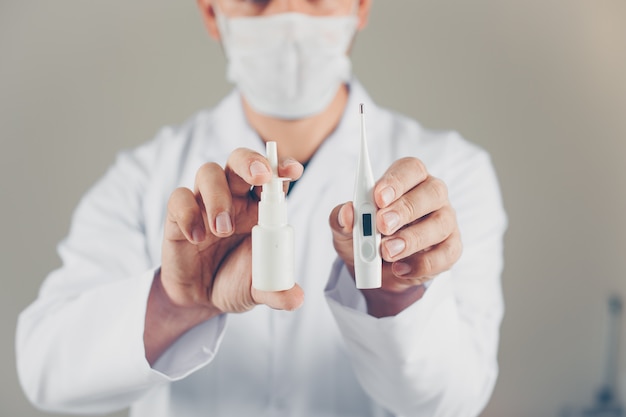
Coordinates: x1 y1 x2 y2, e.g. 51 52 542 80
278 157 304 181
381 205 457 262
329 202 354 236
377 176 449 236
390 229 463 280
329 202 356 275
165 187 207 243
252 284 305 311
225 148 273 197
278 157 304 194
194 162 234 237
374 157 429 209
378 262 428 293
249 155 304 197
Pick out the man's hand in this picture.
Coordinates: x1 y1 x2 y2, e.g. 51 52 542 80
329 157 462 318
145 148 304 364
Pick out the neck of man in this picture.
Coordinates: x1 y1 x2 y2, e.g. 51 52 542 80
242 84 349 164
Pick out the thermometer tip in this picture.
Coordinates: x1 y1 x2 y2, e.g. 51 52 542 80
359 103 364 114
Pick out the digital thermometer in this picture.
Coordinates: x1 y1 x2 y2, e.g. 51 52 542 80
353 104 382 289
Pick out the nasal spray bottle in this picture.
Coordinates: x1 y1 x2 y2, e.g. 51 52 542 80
252 141 295 292
353 104 382 289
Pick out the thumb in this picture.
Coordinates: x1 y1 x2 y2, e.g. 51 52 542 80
329 202 356 273
329 202 354 236
252 284 305 311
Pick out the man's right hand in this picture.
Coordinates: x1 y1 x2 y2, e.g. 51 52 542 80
144 148 304 364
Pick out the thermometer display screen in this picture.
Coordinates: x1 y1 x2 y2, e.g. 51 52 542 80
362 213 373 236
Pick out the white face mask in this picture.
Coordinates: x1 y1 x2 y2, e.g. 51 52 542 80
216 9 358 119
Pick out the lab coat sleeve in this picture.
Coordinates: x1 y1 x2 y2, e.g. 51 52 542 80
325 146 506 417
16 139 227 414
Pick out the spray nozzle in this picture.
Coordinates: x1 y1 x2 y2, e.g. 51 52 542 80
258 141 291 226
261 141 291 203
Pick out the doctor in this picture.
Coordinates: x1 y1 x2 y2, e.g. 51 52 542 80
17 0 507 416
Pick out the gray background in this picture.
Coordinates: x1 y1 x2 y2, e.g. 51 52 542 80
1 1 625 416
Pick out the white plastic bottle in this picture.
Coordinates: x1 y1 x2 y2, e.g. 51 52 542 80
252 141 295 292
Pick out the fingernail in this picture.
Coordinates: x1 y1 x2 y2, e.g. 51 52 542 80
393 262 411 276
281 157 299 168
385 238 405 258
382 211 400 231
338 209 345 228
215 212 233 234
250 161 269 177
192 226 205 243
381 187 395 207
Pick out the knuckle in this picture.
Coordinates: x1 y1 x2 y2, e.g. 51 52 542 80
169 186 188 200
381 168 402 193
441 206 460 236
432 210 450 236
385 157 424 186
196 162 222 183
404 157 427 181
176 208 198 228
168 187 192 211
229 147 250 162
232 147 263 167
413 157 427 174
233 146 253 157
283 293 304 311
441 242 456 267
429 177 449 202
450 234 463 262
419 253 435 277
399 194 419 221
167 189 200 227
399 156 424 172
445 205 458 223
408 229 426 253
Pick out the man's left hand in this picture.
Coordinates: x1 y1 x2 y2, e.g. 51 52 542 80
329 157 462 317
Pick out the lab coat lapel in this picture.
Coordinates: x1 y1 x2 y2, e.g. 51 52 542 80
201 90 266 166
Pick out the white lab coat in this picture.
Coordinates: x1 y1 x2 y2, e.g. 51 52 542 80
16 81 506 417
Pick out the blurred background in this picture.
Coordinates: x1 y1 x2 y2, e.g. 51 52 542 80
1 0 625 416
